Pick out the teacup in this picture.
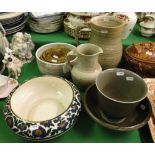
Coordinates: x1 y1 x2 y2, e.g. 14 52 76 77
96 68 148 118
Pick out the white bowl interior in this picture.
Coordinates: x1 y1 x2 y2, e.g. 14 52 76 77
11 77 73 122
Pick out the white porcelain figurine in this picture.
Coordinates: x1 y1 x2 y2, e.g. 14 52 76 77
2 47 23 79
10 32 34 63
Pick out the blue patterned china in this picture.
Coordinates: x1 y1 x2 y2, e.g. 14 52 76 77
3 76 81 141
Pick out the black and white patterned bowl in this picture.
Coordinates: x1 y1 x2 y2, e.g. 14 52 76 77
3 76 81 141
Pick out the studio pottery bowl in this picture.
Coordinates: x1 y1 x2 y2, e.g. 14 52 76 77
124 42 155 77
36 43 77 77
96 68 148 118
3 76 81 141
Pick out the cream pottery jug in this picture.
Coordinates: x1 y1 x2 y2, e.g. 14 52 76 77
89 15 125 69
66 43 103 89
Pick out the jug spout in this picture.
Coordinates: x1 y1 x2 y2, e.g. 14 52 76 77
77 43 103 57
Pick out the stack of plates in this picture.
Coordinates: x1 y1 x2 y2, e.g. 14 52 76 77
0 12 26 35
28 12 64 33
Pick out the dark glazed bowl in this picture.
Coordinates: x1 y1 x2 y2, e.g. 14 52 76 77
84 84 151 131
96 68 148 118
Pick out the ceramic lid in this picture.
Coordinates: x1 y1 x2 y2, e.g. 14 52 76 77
126 42 155 62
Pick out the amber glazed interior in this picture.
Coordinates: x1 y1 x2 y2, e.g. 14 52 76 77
10 76 73 122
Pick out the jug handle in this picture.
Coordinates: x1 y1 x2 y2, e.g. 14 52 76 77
63 50 77 74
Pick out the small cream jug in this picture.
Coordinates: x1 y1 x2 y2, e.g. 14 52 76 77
65 43 103 89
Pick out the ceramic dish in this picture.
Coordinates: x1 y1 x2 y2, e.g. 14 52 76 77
3 76 81 141
0 12 24 20
5 20 26 35
36 43 77 77
29 14 64 23
1 14 24 26
29 12 64 20
3 16 25 29
124 42 155 77
84 84 151 131
96 68 148 118
29 20 62 33
5 20 26 31
0 75 18 99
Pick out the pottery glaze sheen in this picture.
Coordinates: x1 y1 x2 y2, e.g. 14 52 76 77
89 15 125 69
69 43 103 89
3 77 81 141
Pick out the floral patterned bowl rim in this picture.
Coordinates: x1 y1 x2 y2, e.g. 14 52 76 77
7 76 77 123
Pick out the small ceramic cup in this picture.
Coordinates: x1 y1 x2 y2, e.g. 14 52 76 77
96 68 148 118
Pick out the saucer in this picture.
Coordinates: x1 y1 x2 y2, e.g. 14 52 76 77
84 84 152 131
0 75 18 99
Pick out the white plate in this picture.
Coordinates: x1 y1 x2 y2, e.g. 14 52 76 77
0 12 24 20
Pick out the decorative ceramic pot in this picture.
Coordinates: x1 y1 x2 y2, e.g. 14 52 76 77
114 12 137 39
89 15 125 69
124 42 155 77
66 43 103 89
3 76 81 141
